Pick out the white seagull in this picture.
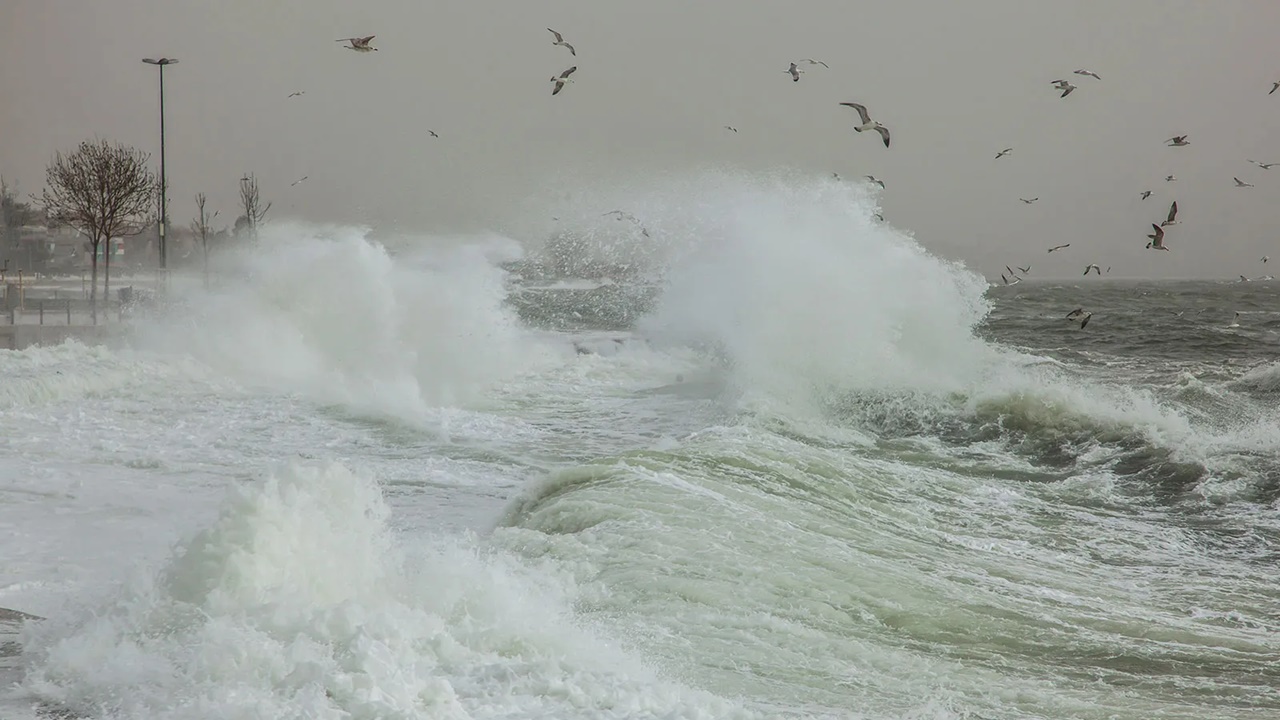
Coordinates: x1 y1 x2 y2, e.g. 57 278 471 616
1048 243 1070 253
865 175 885 188
1052 79 1076 97
1073 69 1102 80
799 58 830 68
1263 256 1271 263
547 28 575 56
337 36 378 52
995 148 1014 159
1249 160 1279 169
1146 224 1169 250
287 91 305 98
787 63 804 82
1020 197 1039 204
1084 264 1101 275
839 102 891 147
1167 135 1190 146
550 66 577 96
1066 308 1093 329
1166 175 1177 182
1160 200 1179 227
1271 82 1280 95
1234 177 1254 187
290 175 308 187
1141 190 1152 200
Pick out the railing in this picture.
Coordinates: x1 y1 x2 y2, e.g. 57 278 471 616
2 300 124 326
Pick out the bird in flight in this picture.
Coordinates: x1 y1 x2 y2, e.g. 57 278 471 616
550 66 577 95
287 91 305 98
865 175 885 188
1020 197 1039 204
1140 190 1152 200
839 102 891 147
1167 135 1190 146
1073 69 1102 80
1047 244 1070 253
995 148 1014 159
798 58 829 68
1249 160 1279 169
1234 177 1255 187
1066 308 1093 329
1271 81 1280 95
1146 224 1169 250
337 36 378 52
548 28 575 56
724 125 738 133
1052 80 1076 97
786 63 804 82
1160 201 1179 227
428 130 439 138
290 176 308 187
1083 264 1101 275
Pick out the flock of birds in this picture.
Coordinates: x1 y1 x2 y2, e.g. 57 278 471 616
989 71 1276 294
329 34 1273 332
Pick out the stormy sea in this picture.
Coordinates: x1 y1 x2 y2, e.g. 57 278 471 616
1 172 1277 719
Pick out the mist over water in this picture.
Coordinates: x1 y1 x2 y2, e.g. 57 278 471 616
3 170 1278 719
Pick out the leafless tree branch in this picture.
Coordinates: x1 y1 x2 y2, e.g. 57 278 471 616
38 139 157 323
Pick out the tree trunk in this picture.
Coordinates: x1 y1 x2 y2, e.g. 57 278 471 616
89 240 99 325
103 237 111 321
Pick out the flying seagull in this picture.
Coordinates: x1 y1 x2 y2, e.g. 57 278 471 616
1052 80 1076 97
1249 160 1279 169
1271 82 1280 95
287 91 305 98
1146 223 1169 250
1141 190 1152 200
1018 265 1030 274
1020 197 1039 204
1065 308 1092 329
290 175 308 187
1234 177 1254 187
865 175 885 188
787 63 804 82
1084 264 1101 275
1166 175 1177 182
602 209 650 236
337 36 378 52
839 102 891 147
1263 256 1270 263
1167 135 1190 146
799 58 829 68
1160 200 1179 226
428 130 439 138
1001 273 1021 285
1073 69 1102 80
724 125 738 133
995 148 1014 159
550 66 577 95
547 28 575 56
1048 243 1070 253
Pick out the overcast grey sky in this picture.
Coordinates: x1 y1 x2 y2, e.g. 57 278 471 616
3 0 1280 279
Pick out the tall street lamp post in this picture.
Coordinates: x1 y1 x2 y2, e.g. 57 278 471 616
142 57 178 271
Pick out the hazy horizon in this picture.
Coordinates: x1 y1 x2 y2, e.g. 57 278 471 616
4 0 1280 281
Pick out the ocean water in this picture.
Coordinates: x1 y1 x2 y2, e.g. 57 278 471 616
1 171 1278 719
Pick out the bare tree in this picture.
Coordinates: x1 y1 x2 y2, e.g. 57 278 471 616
237 173 270 244
38 139 157 323
190 192 219 289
